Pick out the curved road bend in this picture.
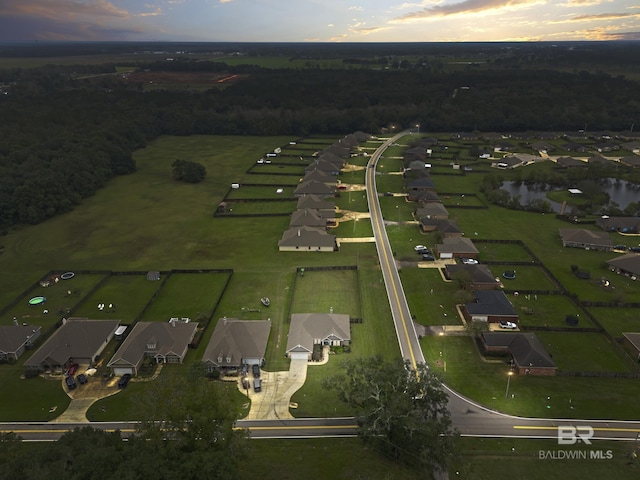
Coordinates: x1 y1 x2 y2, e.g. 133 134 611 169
4 133 640 443
365 132 640 442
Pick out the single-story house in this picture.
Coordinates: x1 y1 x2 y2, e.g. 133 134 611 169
416 203 449 221
201 318 271 373
622 333 640 360
406 177 436 191
286 313 350 360
445 264 500 290
420 218 462 236
408 190 440 203
556 156 586 168
481 332 557 375
297 194 335 211
302 168 336 185
435 237 479 259
289 209 329 229
304 160 341 176
559 228 613 251
462 290 518 324
107 319 198 376
24 318 120 374
619 155 640 167
294 180 336 198
0 325 41 362
278 226 337 252
606 253 640 278
596 216 640 234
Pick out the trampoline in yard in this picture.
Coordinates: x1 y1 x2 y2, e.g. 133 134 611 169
29 296 46 306
60 272 75 280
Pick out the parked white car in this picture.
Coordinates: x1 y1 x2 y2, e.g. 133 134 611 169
499 321 517 330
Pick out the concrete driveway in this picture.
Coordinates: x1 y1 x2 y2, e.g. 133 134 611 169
243 358 309 420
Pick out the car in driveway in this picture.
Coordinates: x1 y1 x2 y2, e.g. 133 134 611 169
414 245 428 252
65 376 77 390
117 373 131 389
241 377 250 390
253 378 262 393
67 363 79 376
422 254 435 261
461 258 479 265
499 321 518 330
77 373 88 385
252 364 260 378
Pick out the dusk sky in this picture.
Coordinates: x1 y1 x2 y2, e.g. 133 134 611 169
0 0 639 43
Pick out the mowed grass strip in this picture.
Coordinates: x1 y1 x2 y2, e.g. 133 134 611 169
290 269 361 317
141 272 230 322
512 294 596 328
537 331 634 373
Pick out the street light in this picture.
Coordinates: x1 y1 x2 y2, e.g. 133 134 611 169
505 371 514 398
439 331 446 372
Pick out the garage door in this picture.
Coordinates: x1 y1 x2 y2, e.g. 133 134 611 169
113 367 133 376
440 253 453 259
289 352 309 361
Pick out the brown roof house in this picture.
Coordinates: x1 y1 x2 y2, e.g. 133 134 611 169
462 290 518 324
559 228 613 251
416 203 449 221
24 318 119 374
606 253 640 278
0 325 41 362
289 209 330 229
445 264 501 290
278 226 337 252
297 194 335 211
286 313 350 360
107 319 198 376
202 318 271 373
481 332 557 375
435 236 479 259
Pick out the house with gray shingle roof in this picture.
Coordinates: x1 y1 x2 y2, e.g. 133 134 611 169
297 194 335 211
24 318 119 374
202 318 271 371
463 291 518 324
286 313 350 360
481 332 556 375
0 325 41 361
278 226 337 252
619 155 640 167
606 253 640 278
107 320 198 376
294 180 336 198
622 333 640 360
289 209 329 228
596 216 640 233
445 264 500 290
416 203 449 221
559 228 613 251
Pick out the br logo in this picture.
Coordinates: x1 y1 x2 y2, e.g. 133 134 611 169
557 426 594 445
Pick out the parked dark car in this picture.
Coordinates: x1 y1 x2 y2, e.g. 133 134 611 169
241 377 250 390
65 376 77 390
77 373 88 385
252 364 260 378
629 246 640 253
253 378 262 393
422 254 435 261
241 364 249 376
117 373 131 389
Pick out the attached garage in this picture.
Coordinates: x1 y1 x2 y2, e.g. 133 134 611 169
288 351 311 361
112 367 134 376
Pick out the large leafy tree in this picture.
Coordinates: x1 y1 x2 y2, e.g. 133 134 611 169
324 355 459 478
171 159 207 183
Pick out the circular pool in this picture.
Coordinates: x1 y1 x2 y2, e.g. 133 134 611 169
29 296 46 306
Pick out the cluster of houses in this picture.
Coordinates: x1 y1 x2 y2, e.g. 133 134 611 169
11 309 352 379
278 132 371 252
402 138 560 375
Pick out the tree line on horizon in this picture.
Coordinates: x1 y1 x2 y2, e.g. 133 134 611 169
1 50 639 229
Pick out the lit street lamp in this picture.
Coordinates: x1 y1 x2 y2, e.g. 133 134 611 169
505 371 514 398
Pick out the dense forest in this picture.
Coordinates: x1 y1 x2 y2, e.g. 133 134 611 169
1 42 639 228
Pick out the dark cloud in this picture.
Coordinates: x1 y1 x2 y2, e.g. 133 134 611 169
0 15 143 41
